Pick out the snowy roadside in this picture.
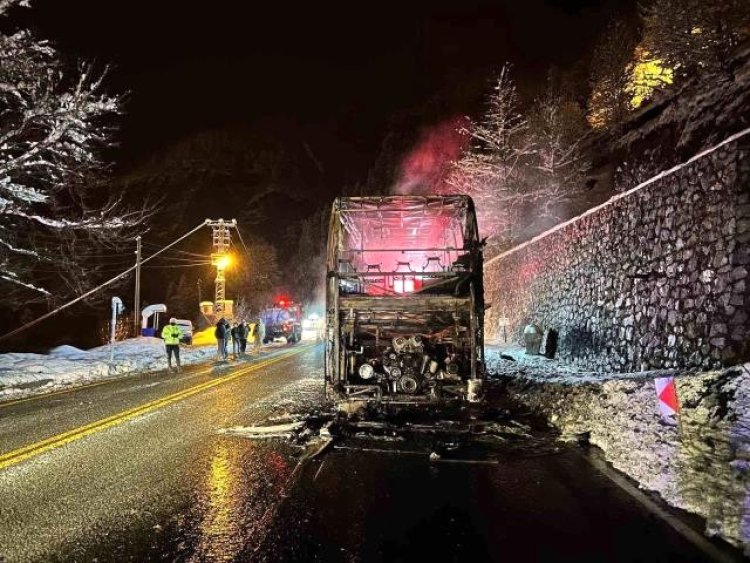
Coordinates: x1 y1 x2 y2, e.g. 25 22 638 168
0 337 218 402
485 342 695 383
487 343 750 552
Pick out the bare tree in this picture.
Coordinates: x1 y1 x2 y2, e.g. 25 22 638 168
587 17 641 129
285 207 328 308
641 0 750 78
232 235 281 314
0 0 149 304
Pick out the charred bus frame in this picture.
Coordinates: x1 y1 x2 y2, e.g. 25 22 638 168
325 195 485 407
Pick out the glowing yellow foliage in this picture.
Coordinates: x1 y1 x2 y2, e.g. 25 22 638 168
586 89 610 129
626 46 674 109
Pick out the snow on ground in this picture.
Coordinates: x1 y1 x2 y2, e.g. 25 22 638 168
0 337 218 401
485 342 694 383
486 342 750 551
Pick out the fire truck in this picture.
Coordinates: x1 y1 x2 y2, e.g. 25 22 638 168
260 297 303 344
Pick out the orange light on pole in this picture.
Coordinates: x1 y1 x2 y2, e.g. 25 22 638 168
212 253 232 270
218 255 231 270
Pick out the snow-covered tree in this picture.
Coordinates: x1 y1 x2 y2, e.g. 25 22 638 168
446 65 534 250
525 86 590 228
0 0 148 305
284 207 328 308
446 66 591 252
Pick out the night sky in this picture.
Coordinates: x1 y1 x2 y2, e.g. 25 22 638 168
15 0 628 202
2 0 634 347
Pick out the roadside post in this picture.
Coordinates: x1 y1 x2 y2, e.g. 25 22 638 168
110 296 125 364
498 316 510 343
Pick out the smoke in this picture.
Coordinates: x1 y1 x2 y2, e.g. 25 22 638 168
393 116 469 195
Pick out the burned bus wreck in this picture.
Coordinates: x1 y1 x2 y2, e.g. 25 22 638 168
325 195 485 408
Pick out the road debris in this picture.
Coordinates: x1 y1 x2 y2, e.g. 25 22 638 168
220 421 306 439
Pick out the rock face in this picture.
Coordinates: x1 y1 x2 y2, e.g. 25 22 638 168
484 142 750 372
494 361 750 551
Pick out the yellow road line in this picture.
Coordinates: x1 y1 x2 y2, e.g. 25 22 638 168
0 346 295 409
0 345 312 471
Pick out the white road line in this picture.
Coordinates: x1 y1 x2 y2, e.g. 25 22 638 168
313 460 326 481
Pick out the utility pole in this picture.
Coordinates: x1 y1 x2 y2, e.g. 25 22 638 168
206 219 237 317
134 236 142 335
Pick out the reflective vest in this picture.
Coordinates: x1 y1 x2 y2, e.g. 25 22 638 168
162 324 182 345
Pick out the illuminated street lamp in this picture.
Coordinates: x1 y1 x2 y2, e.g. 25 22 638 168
213 253 232 270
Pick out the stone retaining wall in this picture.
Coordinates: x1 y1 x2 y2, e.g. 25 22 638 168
484 140 750 372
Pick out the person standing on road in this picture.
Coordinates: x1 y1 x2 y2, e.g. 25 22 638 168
254 315 265 354
224 319 233 359
215 318 228 360
231 322 240 358
238 320 249 355
162 317 182 372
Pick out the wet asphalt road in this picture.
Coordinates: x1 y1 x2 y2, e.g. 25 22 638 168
0 343 741 562
0 343 322 562
259 436 736 563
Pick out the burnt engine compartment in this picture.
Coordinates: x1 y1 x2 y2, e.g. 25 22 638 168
355 334 467 395
337 308 477 402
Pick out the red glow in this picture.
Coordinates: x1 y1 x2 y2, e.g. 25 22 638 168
336 197 472 296
395 117 469 195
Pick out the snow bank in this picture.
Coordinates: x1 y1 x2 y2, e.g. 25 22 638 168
0 337 218 401
487 345 750 551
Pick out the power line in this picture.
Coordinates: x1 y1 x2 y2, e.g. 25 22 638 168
143 256 212 264
142 262 211 269
235 227 250 258
29 266 139 273
142 243 209 259
0 222 209 343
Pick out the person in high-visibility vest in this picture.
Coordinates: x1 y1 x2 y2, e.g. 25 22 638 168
161 317 183 372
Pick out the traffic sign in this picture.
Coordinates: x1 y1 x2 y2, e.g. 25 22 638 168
654 376 680 419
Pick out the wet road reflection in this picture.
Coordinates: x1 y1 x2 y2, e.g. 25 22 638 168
194 441 243 560
188 439 293 562
0 345 320 562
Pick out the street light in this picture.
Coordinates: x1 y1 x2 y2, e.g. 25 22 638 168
212 254 232 270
